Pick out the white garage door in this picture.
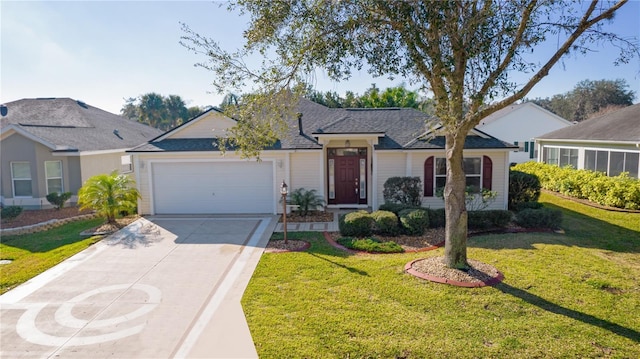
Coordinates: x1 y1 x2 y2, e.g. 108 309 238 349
151 161 274 214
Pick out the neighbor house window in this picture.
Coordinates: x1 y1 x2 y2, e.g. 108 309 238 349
424 156 492 197
544 146 577 168
584 150 639 178
121 155 133 173
11 162 32 197
45 161 63 194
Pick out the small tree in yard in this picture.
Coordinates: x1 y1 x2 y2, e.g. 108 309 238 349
287 188 325 216
77 171 140 224
181 0 637 269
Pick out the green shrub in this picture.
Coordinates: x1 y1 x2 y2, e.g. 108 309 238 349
1 206 23 221
337 237 404 253
512 162 640 210
383 177 422 206
515 208 563 229
371 210 400 236
509 170 541 210
286 188 325 216
339 211 374 237
378 203 420 215
426 208 446 228
512 201 543 212
468 210 512 230
399 208 430 235
46 191 73 210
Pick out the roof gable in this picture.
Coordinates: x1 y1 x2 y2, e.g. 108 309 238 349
478 102 572 128
155 108 236 141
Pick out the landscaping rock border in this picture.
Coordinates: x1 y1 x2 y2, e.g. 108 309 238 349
0 213 99 236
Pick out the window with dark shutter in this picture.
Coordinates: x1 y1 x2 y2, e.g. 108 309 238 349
424 156 434 196
482 156 492 191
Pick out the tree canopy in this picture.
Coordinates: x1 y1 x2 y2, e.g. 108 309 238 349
121 93 205 130
528 78 636 122
305 84 435 114
181 0 638 269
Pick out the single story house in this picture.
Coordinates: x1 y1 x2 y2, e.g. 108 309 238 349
129 98 516 215
0 98 162 208
476 102 572 164
536 103 640 178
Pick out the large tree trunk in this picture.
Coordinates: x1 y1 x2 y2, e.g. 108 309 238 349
443 131 469 269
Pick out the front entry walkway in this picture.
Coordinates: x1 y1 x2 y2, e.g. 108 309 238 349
0 216 276 359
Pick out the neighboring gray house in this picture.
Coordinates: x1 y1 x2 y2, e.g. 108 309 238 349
476 102 572 164
536 103 640 178
1 98 162 208
129 98 516 215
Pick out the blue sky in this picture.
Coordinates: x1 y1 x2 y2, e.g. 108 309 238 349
2 1 639 114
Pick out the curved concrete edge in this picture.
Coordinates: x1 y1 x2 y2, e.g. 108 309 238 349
404 258 505 288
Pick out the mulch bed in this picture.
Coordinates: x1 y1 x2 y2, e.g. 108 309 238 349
405 257 504 287
0 207 93 229
264 240 311 253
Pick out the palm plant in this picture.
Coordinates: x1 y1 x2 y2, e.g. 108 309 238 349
287 188 325 216
77 171 140 224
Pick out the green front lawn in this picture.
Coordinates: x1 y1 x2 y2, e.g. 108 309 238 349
242 192 640 358
0 218 105 294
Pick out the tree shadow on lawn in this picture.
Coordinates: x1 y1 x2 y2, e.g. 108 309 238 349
495 281 640 343
469 202 640 253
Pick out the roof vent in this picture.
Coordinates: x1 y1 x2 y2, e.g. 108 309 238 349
0 104 7 117
77 100 88 108
113 129 123 139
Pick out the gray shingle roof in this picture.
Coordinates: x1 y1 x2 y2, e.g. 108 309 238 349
537 103 640 142
131 97 514 152
1 98 162 151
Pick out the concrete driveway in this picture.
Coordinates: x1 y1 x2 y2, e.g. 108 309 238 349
0 216 276 359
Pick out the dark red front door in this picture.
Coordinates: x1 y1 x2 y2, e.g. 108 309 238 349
328 148 367 205
336 157 359 204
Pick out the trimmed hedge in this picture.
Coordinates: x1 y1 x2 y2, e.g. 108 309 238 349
399 208 430 235
371 210 400 236
512 201 543 212
46 191 73 209
339 211 374 237
378 203 420 215
513 162 640 210
515 208 563 229
383 177 422 206
1 206 23 221
509 170 541 210
337 237 404 253
468 210 512 230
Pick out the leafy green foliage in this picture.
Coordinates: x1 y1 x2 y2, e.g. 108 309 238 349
305 84 435 114
121 93 204 131
509 170 541 210
513 162 640 209
336 237 403 253
338 211 374 237
1 206 23 221
46 192 73 210
426 208 446 228
468 210 512 230
287 188 325 216
398 208 430 235
515 208 563 229
437 186 498 211
383 177 422 206
512 201 544 212
528 79 635 122
77 171 140 223
370 210 400 236
377 203 420 215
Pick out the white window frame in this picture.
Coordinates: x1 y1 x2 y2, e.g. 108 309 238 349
11 161 33 197
45 160 64 194
435 157 483 193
